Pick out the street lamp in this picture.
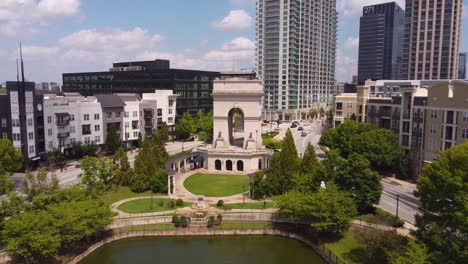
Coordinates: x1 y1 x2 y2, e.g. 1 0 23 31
395 194 400 219
263 195 267 208
255 129 258 150
242 184 246 207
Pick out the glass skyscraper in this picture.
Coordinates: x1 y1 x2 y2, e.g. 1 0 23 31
256 0 337 119
459 52 466 79
357 2 404 85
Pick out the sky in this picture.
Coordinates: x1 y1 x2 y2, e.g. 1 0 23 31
0 0 467 84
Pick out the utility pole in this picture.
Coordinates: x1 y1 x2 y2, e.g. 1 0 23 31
395 194 400 219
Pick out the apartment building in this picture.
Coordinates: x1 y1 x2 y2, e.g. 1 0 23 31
118 94 142 148
43 93 104 153
256 0 337 119
333 93 358 127
140 90 177 137
402 0 463 80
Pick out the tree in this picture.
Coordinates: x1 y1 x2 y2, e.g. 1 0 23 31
333 153 382 213
0 192 29 221
388 240 431 264
0 172 15 195
0 138 23 174
294 143 321 193
262 137 281 151
159 122 169 141
1 210 61 262
319 107 325 117
112 147 133 186
299 143 320 176
356 229 408 264
309 108 318 119
175 112 196 140
414 141 468 264
275 184 356 233
250 171 268 200
79 156 113 194
105 127 121 155
46 148 66 171
197 111 213 143
21 168 59 200
265 129 299 195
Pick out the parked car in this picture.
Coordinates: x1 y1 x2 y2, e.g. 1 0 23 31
292 121 300 126
303 122 310 126
301 132 307 137
290 124 297 128
298 126 304 131
263 120 270 123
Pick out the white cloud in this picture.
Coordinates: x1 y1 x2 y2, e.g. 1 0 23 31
337 0 405 17
0 0 81 36
20 45 59 60
211 9 253 31
335 49 357 82
229 0 256 6
221 37 255 50
344 37 359 50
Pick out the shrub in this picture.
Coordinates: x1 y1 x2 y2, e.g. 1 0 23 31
176 199 184 206
172 215 180 227
169 199 175 208
180 216 188 228
216 214 223 221
392 217 405 228
158 201 164 207
207 215 216 228
216 200 224 207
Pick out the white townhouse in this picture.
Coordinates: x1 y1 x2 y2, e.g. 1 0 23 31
117 94 142 148
140 90 177 137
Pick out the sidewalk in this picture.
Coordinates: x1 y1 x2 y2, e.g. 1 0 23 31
351 219 415 237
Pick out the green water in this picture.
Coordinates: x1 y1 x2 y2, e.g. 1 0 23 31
79 235 325 264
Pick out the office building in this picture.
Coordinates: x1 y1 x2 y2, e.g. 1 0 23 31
43 93 104 153
402 0 463 80
256 0 337 119
357 2 404 84
459 52 467 79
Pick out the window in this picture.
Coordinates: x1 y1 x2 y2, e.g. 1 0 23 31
1 118 6 127
84 114 89 121
13 133 20 141
27 118 33 127
29 145 34 154
347 102 353 109
70 138 76 144
157 109 162 116
48 128 52 136
168 117 174 124
133 131 138 137
84 137 90 144
2 132 7 139
133 111 138 117
430 124 437 134
431 110 437 119
346 112 353 118
115 112 121 118
47 116 52 123
70 126 75 133
125 132 130 139
107 112 112 119
132 121 138 129
95 136 100 143
462 128 468 139
125 122 129 128
70 114 75 121
124 112 129 117
168 108 173 114
169 100 174 107
48 141 53 149
28 132 33 140
94 125 100 131
82 125 91 135
464 112 468 122
94 113 100 120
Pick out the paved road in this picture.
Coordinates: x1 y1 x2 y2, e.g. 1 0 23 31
378 180 422 225
290 120 325 158
11 140 204 188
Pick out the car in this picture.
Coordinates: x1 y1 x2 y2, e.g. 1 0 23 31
271 121 278 127
292 121 300 126
298 126 304 131
290 124 297 128
301 132 307 137
303 122 310 126
263 120 270 124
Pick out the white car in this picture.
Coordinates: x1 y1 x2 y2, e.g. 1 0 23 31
304 122 310 126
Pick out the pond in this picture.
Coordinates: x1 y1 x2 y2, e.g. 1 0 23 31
79 235 325 264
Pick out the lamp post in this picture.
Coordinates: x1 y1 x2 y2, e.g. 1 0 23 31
263 195 267 208
242 184 246 208
255 129 258 150
395 194 400 219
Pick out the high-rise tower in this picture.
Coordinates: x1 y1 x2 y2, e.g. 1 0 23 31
402 0 463 80
357 2 405 84
256 0 337 119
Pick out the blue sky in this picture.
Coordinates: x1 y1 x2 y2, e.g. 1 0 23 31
0 0 467 84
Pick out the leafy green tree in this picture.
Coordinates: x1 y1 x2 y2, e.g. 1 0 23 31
105 127 121 155
112 147 133 186
0 192 30 221
0 138 23 174
250 171 268 199
388 240 431 264
1 210 61 262
175 112 196 139
46 148 66 171
0 172 15 195
197 111 213 143
132 133 168 192
21 168 59 200
275 184 356 233
294 143 321 193
356 229 408 264
265 129 299 195
333 153 382 213
79 156 113 194
159 122 169 141
319 107 325 117
299 143 320 176
309 108 318 119
262 137 281 151
414 141 468 264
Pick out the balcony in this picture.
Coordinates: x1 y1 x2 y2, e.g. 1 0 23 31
57 132 70 138
56 120 70 126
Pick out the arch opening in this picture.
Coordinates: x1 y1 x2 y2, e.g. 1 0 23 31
237 160 244 171
215 160 222 170
228 108 244 147
226 160 233 171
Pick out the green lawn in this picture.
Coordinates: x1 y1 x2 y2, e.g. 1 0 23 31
320 230 367 264
356 207 401 226
117 198 192 213
213 221 273 230
101 186 154 205
183 173 250 197
221 202 275 209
